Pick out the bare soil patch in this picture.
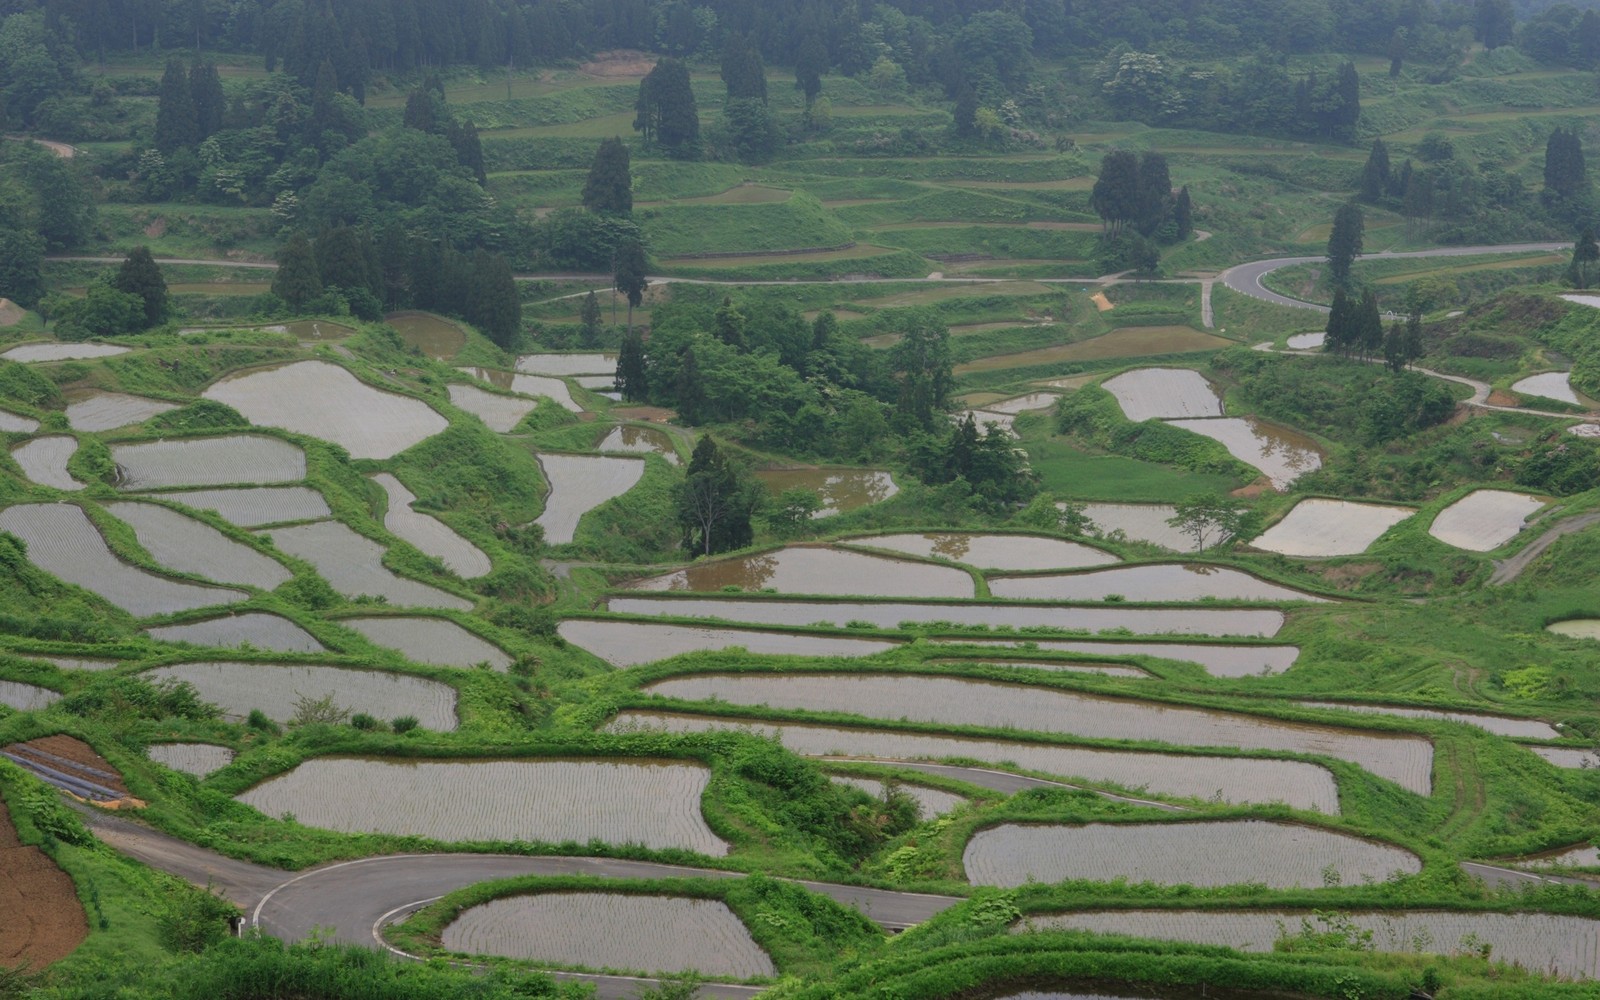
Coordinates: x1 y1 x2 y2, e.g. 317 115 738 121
1090 291 1114 311
580 50 656 78
1487 389 1519 406
0 298 24 326
0 800 89 969
5 735 131 799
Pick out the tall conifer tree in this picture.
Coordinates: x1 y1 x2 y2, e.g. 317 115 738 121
582 137 633 215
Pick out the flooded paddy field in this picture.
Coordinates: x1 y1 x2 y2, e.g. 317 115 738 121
1251 499 1415 557
517 353 616 376
534 453 645 545
203 361 448 460
147 613 324 652
0 409 39 432
754 469 898 516
965 820 1419 887
1530 746 1600 768
627 546 973 599
640 674 1432 793
1285 332 1326 349
1549 619 1600 641
111 435 306 489
0 503 244 615
441 892 773 977
1162 418 1323 490
11 436 83 490
1512 371 1583 405
1297 701 1559 739
384 312 466 359
608 712 1340 811
262 521 472 611
845 533 1116 571
372 473 491 578
0 342 128 362
926 657 1150 679
558 620 896 667
1515 843 1600 869
597 425 680 464
0 680 59 711
340 616 510 669
105 501 291 590
146 486 330 527
606 596 1285 638
63 390 177 431
983 392 1061 415
142 661 458 729
1023 910 1600 980
987 565 1326 604
235 757 726 854
446 384 537 432
459 368 581 413
146 743 234 777
1102 369 1223 422
960 637 1299 677
1079 503 1199 552
830 774 967 818
1428 490 1547 551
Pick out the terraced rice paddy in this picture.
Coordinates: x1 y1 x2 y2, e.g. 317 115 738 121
11 436 83 490
928 657 1149 679
987 565 1325 604
1531 746 1600 768
0 342 128 362
147 613 325 652
1101 369 1223 422
1078 503 1200 552
384 312 466 359
1428 490 1546 551
753 469 898 516
341 616 510 669
460 368 582 413
517 353 616 376
962 638 1300 677
1164 418 1324 490
1511 372 1583 405
263 521 472 610
1251 499 1415 557
558 620 896 667
830 774 967 818
0 409 39 432
608 712 1339 811
1297 701 1559 739
111 435 306 489
203 361 448 460
965 820 1419 887
235 757 726 853
146 743 234 777
984 392 1061 415
281 319 356 341
0 680 59 711
573 375 616 390
148 486 329 526
846 533 1117 571
628 546 973 598
63 390 177 431
607 596 1285 639
0 503 244 615
1549 619 1600 641
1022 910 1600 980
640 674 1433 792
1285 332 1326 349
440 893 773 977
106 501 291 589
534 453 645 545
597 425 679 464
32 657 120 672
372 473 491 578
142 661 458 729
446 384 537 432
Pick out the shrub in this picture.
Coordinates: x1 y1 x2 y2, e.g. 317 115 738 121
392 715 420 733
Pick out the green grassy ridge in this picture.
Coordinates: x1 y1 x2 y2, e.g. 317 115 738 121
639 191 854 257
653 247 930 281
867 225 1098 261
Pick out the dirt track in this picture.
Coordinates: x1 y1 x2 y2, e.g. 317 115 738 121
0 800 87 969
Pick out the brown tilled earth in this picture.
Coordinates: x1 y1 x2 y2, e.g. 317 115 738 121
0 799 89 969
0 297 24 326
4 735 130 798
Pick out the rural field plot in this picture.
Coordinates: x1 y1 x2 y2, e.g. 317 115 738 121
987 565 1326 603
459 368 582 413
105 501 291 590
845 532 1117 571
63 390 177 431
111 435 306 489
1164 418 1324 490
558 620 896 668
964 820 1419 888
441 893 774 978
11 436 83 490
0 799 87 970
1511 371 1582 405
573 375 615 389
142 661 458 729
234 757 727 854
627 546 973 599
1024 910 1600 980
0 409 39 432
597 425 680 464
384 312 465 359
1549 619 1600 641
446 384 538 433
516 353 617 376
534 453 645 545
607 596 1286 639
0 680 59 711
1428 490 1547 551
1101 369 1223 421
753 469 898 516
28 657 120 672
983 392 1062 415
146 743 235 777
262 520 472 611
0 503 245 615
0 342 128 362
1531 746 1600 768
608 711 1340 812
927 657 1149 679
1251 499 1415 557
830 774 967 819
1297 701 1559 739
147 612 325 652
372 473 491 578
953 637 1300 677
1285 332 1326 349
204 361 448 460
1519 844 1600 869
148 486 330 526
340 616 511 670
1078 503 1201 552
641 674 1433 793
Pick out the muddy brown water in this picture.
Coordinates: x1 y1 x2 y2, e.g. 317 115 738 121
845 532 1116 571
146 486 329 527
441 893 772 977
557 619 896 667
105 501 291 590
607 712 1340 811
535 453 646 545
1163 417 1323 490
607 596 1284 638
965 820 1419 888
340 616 511 670
597 425 680 464
640 674 1433 793
384 311 466 359
1021 910 1600 980
987 565 1327 604
142 661 459 729
112 435 306 490
63 390 177 432
147 613 325 653
754 469 898 516
235 757 727 854
262 520 472 611
961 637 1299 677
11 436 83 491
627 546 973 599
147 743 235 778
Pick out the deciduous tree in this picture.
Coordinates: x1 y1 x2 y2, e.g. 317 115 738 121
1167 492 1256 550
